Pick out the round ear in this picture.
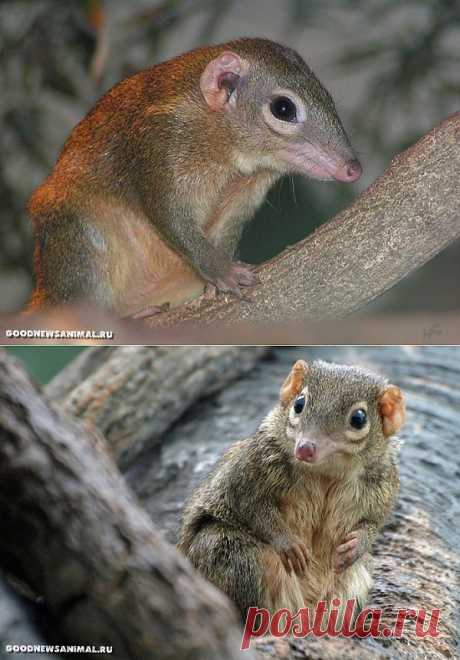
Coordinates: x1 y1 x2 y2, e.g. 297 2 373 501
200 51 248 111
280 360 309 408
378 385 405 437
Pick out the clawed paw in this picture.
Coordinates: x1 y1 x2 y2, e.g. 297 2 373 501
214 262 260 298
279 540 309 576
126 303 170 320
334 530 363 571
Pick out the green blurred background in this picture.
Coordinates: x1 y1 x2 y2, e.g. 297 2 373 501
6 346 85 382
0 0 459 314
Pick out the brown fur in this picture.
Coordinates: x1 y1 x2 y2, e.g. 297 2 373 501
379 386 406 437
280 359 309 407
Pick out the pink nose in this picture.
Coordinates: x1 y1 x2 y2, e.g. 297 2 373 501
295 440 317 463
334 159 362 183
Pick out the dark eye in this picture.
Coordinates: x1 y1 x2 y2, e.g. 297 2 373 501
293 394 305 414
349 409 367 430
270 96 297 122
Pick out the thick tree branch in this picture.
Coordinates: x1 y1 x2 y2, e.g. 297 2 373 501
0 351 247 660
46 346 118 399
146 112 460 327
46 346 268 466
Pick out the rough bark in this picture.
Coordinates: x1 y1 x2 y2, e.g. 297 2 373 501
143 112 460 327
46 346 118 399
0 351 248 660
46 345 269 466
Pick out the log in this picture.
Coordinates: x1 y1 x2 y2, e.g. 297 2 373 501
0 351 248 660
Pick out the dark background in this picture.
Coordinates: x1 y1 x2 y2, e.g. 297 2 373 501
0 0 459 314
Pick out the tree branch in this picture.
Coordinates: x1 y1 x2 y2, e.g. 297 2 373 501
46 345 269 466
146 112 460 327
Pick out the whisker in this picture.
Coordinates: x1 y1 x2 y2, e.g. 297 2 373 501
290 176 297 205
265 196 278 212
